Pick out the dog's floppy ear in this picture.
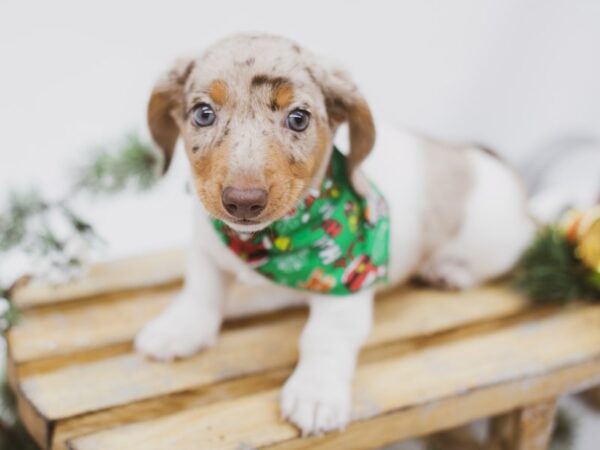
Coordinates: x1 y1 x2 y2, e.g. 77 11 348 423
147 58 195 173
316 62 375 196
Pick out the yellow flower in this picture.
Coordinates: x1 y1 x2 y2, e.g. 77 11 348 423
576 207 600 272
561 210 584 243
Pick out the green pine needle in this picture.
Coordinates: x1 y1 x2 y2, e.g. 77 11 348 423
0 190 45 253
513 226 600 304
1 303 20 332
0 133 158 293
0 378 38 450
74 134 162 194
551 408 577 450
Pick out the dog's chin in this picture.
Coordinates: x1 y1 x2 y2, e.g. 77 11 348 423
222 218 273 234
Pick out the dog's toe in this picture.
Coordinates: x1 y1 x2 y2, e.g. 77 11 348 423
280 368 351 435
134 311 217 361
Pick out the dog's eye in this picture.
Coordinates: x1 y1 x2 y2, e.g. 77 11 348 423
191 103 216 127
286 109 310 132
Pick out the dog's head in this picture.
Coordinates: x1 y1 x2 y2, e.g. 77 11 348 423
148 33 374 232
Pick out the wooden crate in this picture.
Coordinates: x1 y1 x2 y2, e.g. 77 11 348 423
7 249 600 450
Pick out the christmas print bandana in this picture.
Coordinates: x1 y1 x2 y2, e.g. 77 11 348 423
212 148 390 295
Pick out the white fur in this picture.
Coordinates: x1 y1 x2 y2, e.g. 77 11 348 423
135 209 226 360
281 291 372 435
429 148 534 286
136 123 534 434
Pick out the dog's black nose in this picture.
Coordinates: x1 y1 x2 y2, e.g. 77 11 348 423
222 187 268 219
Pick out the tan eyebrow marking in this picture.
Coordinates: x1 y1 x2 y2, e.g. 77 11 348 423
250 74 294 111
272 84 294 111
208 80 228 105
251 74 290 88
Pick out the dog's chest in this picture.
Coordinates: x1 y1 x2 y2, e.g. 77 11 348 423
200 216 273 287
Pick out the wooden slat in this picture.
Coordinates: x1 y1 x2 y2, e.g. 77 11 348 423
48 316 540 450
18 286 527 421
7 285 175 364
520 400 558 450
265 361 600 450
9 247 600 450
26 316 300 420
66 306 600 450
53 370 290 450
12 248 185 308
14 384 49 449
427 428 483 450
580 385 600 410
489 399 557 450
8 283 525 370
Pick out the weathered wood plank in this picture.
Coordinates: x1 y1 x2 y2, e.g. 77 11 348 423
489 399 558 450
16 343 133 380
18 286 528 421
490 411 519 450
12 248 185 309
426 427 483 450
48 316 534 450
66 306 600 450
7 285 175 364
53 370 290 450
8 246 600 450
266 362 599 450
46 314 533 450
14 383 50 449
24 317 301 420
9 284 526 372
579 385 600 410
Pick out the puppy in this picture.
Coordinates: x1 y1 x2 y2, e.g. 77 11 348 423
135 33 534 435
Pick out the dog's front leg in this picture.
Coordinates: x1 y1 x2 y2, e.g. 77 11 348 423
135 243 226 361
281 290 373 435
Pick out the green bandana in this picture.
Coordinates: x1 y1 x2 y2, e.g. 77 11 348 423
212 148 390 295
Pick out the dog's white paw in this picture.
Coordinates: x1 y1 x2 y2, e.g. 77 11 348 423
280 367 352 436
419 259 475 290
134 303 219 361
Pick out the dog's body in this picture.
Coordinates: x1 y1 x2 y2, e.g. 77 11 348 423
135 33 534 435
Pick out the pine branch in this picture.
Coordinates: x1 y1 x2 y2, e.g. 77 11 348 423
73 134 162 194
0 378 38 450
0 132 161 449
0 302 20 333
513 226 600 304
0 190 45 253
551 408 577 450
0 132 161 332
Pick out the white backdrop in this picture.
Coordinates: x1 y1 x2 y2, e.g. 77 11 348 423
1 0 600 257
2 2 600 448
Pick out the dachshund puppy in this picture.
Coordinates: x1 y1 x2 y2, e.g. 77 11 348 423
135 33 534 435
